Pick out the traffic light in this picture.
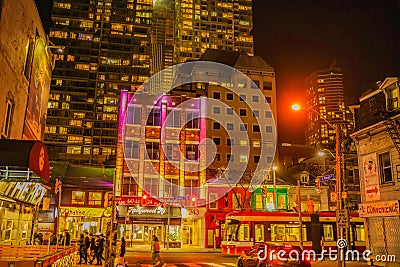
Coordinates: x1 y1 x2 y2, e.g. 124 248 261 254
55 179 61 194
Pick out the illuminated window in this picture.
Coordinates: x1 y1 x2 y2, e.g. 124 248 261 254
88 192 102 205
240 139 247 146
45 126 56 134
67 136 83 144
75 63 90 70
387 84 399 110
70 120 82 126
253 140 260 147
50 31 68 38
255 195 263 210
240 155 248 162
71 191 85 205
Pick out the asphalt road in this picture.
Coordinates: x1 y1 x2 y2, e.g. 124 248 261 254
124 252 372 267
125 251 237 266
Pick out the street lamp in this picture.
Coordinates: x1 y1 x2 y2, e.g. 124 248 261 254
292 104 345 267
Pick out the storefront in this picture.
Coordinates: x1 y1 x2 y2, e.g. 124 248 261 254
59 207 111 240
181 207 206 247
0 140 50 245
359 200 400 265
118 205 182 248
0 182 47 245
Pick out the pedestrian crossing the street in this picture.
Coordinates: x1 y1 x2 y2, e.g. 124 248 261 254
133 262 236 267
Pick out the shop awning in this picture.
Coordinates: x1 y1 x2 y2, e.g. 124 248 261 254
0 140 50 182
60 207 110 217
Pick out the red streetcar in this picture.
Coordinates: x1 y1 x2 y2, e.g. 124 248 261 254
221 211 366 255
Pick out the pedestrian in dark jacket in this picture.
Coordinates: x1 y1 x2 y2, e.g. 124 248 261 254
94 236 102 265
88 234 96 264
118 236 127 267
78 234 87 264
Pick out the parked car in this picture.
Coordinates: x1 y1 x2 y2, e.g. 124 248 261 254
237 242 312 267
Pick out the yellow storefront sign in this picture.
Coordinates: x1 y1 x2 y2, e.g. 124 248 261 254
60 207 109 217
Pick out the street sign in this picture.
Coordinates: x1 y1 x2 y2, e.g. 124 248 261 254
319 173 335 182
336 209 349 228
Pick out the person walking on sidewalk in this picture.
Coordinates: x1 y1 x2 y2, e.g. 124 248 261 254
78 234 87 264
119 236 126 266
151 236 162 266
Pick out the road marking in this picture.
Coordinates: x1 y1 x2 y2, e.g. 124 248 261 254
223 263 236 267
204 263 228 267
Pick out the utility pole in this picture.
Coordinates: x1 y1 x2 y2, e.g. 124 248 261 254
298 179 303 249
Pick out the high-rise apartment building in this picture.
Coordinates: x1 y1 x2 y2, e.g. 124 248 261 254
45 0 152 164
175 0 254 63
46 0 254 166
305 64 353 147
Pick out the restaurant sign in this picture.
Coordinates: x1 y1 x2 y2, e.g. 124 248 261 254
128 206 166 215
359 200 400 217
60 207 107 217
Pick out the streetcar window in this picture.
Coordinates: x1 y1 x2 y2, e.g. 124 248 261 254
271 224 287 241
355 224 365 241
255 224 264 242
271 224 303 242
238 223 250 241
323 224 335 241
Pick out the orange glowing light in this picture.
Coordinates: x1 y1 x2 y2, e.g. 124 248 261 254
291 104 301 111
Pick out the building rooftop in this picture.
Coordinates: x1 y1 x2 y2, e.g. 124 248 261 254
199 49 274 74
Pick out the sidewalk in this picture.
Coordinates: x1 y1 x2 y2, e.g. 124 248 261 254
126 245 222 253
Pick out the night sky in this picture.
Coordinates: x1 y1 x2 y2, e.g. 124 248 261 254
36 0 400 143
253 0 400 143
